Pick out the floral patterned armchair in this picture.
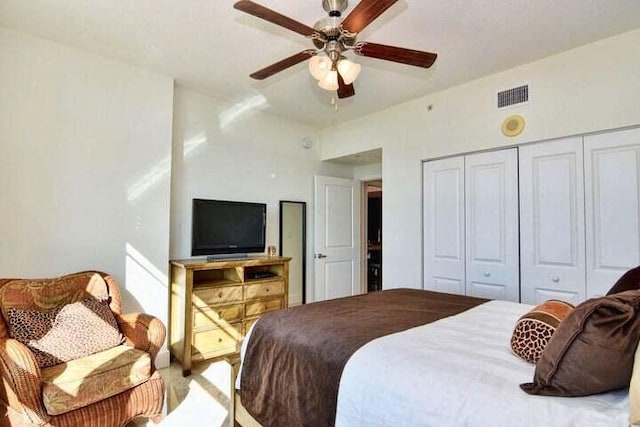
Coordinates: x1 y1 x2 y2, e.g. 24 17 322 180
0 271 165 426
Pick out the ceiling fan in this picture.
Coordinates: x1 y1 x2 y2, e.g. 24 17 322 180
233 0 438 99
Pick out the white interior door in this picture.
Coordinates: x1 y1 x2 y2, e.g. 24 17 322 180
519 137 586 305
584 128 640 297
314 175 360 302
423 157 466 295
465 149 520 302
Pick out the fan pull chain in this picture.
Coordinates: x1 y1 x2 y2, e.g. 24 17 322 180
331 97 339 111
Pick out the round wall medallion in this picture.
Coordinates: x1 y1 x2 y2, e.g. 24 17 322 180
501 115 525 137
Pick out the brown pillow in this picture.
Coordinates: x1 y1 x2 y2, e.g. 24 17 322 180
511 300 573 363
607 266 640 295
521 290 640 396
7 296 124 368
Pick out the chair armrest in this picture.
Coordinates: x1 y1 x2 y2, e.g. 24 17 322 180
0 339 49 424
116 313 166 367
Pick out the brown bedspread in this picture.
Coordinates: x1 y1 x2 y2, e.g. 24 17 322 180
240 288 488 427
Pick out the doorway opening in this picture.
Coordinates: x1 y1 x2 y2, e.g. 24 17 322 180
364 180 382 292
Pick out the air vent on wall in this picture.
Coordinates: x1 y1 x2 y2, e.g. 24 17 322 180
497 85 529 108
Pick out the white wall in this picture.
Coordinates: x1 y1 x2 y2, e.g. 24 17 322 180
319 29 640 290
170 88 352 302
354 162 382 181
0 28 174 364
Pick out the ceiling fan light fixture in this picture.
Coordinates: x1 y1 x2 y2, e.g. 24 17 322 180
337 59 361 85
234 0 438 99
309 55 332 80
318 70 339 91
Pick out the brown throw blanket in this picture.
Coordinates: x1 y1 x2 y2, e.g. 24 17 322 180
240 288 487 427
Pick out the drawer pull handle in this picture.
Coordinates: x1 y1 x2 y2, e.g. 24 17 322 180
218 291 223 298
552 276 560 283
484 272 491 277
265 288 269 292
218 338 223 343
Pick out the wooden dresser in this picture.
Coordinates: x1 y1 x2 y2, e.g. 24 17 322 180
169 256 290 376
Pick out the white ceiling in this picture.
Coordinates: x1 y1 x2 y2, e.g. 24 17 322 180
1 1 640 128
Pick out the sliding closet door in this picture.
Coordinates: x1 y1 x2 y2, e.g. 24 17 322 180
465 149 520 302
423 157 465 295
584 128 640 297
519 137 586 305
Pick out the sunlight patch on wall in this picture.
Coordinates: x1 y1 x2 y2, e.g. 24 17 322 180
127 134 207 202
126 243 167 285
126 155 171 203
125 242 168 319
183 134 207 160
219 94 268 130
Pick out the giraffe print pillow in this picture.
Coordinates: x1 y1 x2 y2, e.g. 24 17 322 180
511 300 574 364
7 296 124 368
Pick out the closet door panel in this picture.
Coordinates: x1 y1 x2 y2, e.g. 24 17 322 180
585 128 640 297
423 157 465 295
519 138 586 305
465 149 520 302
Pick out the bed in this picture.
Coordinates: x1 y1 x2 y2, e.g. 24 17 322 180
232 288 634 427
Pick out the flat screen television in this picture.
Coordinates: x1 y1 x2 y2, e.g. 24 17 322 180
191 199 266 257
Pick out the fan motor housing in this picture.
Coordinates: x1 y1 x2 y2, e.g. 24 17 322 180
314 16 342 38
322 0 348 14
313 0 357 50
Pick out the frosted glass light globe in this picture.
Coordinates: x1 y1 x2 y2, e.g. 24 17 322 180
337 59 361 85
309 56 332 81
318 70 339 91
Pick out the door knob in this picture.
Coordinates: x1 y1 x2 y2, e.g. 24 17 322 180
316 253 327 259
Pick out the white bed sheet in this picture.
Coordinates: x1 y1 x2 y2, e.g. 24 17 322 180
236 319 258 390
335 300 630 427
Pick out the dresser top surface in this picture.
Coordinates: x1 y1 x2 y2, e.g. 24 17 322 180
171 256 291 269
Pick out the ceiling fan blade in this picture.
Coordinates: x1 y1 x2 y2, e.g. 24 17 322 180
337 72 355 99
250 50 317 80
234 0 319 37
341 0 398 34
354 42 437 68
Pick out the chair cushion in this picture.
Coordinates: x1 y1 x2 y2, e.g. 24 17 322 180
7 296 124 368
41 345 151 416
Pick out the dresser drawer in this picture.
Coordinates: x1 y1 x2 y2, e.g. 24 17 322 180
193 286 243 307
193 304 243 329
244 280 284 300
245 298 283 317
191 323 242 360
